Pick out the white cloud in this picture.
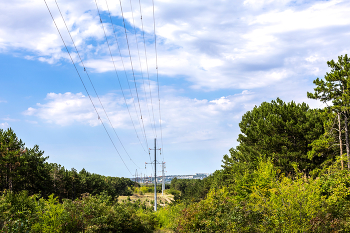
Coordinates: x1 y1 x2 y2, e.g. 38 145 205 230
24 92 106 126
135 0 350 90
1 117 19 122
0 122 9 129
1 0 349 91
0 0 106 63
23 89 258 148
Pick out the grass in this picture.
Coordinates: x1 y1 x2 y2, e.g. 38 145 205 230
118 192 174 207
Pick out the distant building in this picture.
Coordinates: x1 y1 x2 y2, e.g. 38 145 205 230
195 173 211 176
176 175 193 179
130 173 213 184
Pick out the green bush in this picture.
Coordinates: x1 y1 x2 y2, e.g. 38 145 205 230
164 189 181 202
173 160 350 232
32 194 65 233
0 191 157 232
0 191 39 231
175 187 262 232
155 202 185 230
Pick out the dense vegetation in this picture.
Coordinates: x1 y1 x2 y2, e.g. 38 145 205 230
2 54 350 232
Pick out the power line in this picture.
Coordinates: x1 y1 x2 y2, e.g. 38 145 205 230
44 0 132 175
138 0 158 141
103 0 150 156
130 0 157 137
129 0 157 139
93 0 153 164
152 0 164 161
104 0 151 161
55 0 141 169
118 0 150 152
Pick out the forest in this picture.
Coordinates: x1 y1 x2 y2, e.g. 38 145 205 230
1 54 350 232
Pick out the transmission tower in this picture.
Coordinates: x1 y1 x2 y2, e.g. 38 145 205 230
134 169 138 183
161 162 166 195
145 138 162 211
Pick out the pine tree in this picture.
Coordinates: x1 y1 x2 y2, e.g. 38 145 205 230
223 98 325 175
308 54 350 169
0 128 51 194
0 128 26 191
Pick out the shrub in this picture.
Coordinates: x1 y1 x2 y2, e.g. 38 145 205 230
155 202 185 231
0 191 39 231
176 187 262 232
32 194 65 233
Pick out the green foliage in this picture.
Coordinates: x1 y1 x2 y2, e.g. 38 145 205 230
134 185 154 195
170 177 214 203
174 160 350 232
249 162 350 232
0 191 39 232
0 128 135 201
222 98 325 177
0 128 51 195
164 189 181 202
155 202 185 230
307 54 350 110
32 195 65 232
176 187 262 232
59 193 156 233
307 54 350 169
0 191 157 232
306 110 342 177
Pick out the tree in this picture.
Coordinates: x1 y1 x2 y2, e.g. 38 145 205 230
0 128 25 191
223 98 325 175
0 128 137 199
306 109 345 174
0 128 50 194
18 145 51 196
308 54 350 169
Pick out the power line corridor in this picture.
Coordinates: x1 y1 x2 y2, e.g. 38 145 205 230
43 0 165 177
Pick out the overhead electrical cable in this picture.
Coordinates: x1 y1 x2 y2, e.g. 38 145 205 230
118 0 150 151
55 0 142 169
128 0 157 139
104 2 153 162
44 0 132 175
103 0 149 156
152 0 164 161
94 0 151 162
138 0 158 141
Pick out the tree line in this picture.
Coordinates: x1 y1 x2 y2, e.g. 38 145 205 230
0 128 135 200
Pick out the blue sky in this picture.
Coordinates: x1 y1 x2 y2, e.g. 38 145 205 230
1 0 350 177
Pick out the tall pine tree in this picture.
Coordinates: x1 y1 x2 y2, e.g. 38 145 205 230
308 54 350 169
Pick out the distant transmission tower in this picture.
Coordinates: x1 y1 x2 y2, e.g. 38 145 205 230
134 169 138 183
161 162 166 195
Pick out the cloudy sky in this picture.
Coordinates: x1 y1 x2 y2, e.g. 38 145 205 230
1 0 350 177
